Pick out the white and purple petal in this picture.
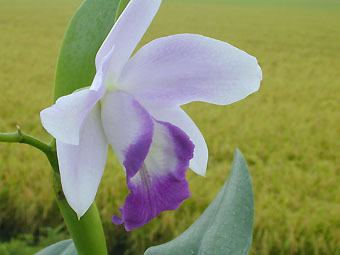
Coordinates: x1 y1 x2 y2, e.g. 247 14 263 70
57 103 108 218
118 34 262 107
100 91 154 178
146 106 208 176
113 120 194 231
96 0 162 83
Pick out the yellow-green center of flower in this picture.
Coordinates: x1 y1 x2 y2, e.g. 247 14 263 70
105 76 118 92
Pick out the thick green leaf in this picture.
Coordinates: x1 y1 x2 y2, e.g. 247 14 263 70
115 0 130 22
145 149 254 255
53 0 120 101
35 239 77 255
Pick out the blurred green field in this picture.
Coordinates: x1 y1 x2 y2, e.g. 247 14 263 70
0 0 340 254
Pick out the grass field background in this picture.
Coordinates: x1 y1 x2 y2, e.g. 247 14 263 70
0 0 339 254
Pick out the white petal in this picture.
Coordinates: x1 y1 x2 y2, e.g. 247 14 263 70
118 34 262 107
57 103 108 217
146 106 208 176
101 91 154 178
40 88 104 145
96 0 162 82
40 52 109 145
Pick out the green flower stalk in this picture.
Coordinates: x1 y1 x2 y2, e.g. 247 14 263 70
53 172 107 255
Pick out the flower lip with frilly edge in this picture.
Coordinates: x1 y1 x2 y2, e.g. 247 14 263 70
40 0 262 231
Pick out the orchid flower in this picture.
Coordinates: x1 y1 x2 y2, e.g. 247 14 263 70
40 0 262 231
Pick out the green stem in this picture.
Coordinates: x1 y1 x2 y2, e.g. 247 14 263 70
115 0 130 22
1 129 108 254
0 128 52 152
0 128 58 172
53 172 108 255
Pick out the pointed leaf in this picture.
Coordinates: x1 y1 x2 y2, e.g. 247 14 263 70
35 239 77 255
53 0 120 101
145 149 254 255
